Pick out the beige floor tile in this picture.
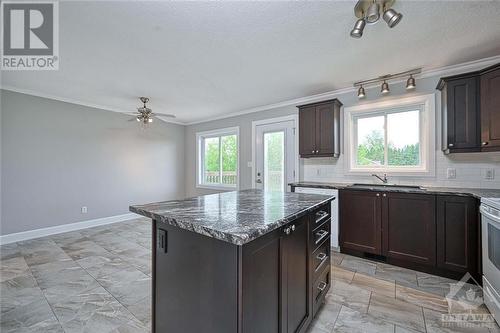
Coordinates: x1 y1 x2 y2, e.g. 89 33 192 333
368 293 426 332
352 272 396 297
396 282 449 313
311 302 342 332
332 265 355 283
327 279 372 313
333 305 394 333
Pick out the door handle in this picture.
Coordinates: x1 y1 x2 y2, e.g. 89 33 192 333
255 179 262 183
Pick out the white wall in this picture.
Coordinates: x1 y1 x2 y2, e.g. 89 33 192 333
185 71 500 197
1 90 186 235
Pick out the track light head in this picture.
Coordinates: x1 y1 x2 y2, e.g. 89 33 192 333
350 18 366 38
383 8 403 28
366 1 380 24
406 75 416 90
381 81 390 94
357 85 366 98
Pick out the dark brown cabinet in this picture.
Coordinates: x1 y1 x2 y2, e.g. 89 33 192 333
438 75 480 153
298 99 342 158
436 195 479 280
481 65 500 150
339 190 382 255
382 192 436 266
437 63 500 153
339 190 480 280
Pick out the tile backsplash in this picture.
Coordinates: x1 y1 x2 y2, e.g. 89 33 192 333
301 151 500 189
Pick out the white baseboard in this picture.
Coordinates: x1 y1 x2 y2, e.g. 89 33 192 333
0 213 140 245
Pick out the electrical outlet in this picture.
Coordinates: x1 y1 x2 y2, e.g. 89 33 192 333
81 206 88 214
485 169 495 180
446 168 456 179
247 161 253 168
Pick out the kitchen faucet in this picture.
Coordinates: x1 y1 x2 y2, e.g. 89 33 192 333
372 173 388 184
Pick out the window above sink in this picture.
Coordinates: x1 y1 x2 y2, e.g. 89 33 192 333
344 94 436 177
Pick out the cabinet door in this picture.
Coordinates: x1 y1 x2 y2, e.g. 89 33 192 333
242 229 282 333
481 66 500 149
382 193 436 266
315 103 335 156
446 77 480 150
299 106 316 157
436 195 478 277
340 190 382 255
282 216 311 333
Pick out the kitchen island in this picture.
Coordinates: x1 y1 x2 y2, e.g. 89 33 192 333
130 189 334 333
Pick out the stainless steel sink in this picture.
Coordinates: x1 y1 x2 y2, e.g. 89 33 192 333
350 183 426 192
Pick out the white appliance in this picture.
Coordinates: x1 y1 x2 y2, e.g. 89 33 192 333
480 197 500 325
294 187 339 248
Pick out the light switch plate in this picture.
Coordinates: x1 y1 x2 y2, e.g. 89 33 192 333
81 206 88 214
447 168 456 179
485 169 495 180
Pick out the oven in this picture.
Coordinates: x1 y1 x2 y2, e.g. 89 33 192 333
481 198 500 324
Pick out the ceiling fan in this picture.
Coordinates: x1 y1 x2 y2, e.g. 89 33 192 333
128 97 175 125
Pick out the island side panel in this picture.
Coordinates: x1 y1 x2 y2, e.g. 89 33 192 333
152 219 239 333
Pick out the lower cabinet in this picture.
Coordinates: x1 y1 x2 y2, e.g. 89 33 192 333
383 192 436 266
339 190 480 280
436 195 479 279
242 203 331 333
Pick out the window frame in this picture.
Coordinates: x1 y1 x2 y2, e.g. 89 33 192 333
196 126 240 190
344 94 435 176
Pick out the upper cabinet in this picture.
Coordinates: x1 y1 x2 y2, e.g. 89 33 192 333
297 99 342 158
481 65 500 150
437 63 500 153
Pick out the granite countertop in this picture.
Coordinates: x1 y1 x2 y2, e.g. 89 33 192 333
289 182 500 199
130 189 334 245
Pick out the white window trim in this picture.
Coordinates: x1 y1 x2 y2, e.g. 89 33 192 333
343 94 436 177
196 126 240 191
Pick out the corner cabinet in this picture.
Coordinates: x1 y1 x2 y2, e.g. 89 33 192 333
339 190 479 280
437 62 500 153
298 99 342 158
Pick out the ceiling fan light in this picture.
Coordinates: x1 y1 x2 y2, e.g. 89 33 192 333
381 81 390 94
357 85 366 98
366 1 380 24
406 75 416 90
148 118 153 123
350 18 366 38
383 8 403 28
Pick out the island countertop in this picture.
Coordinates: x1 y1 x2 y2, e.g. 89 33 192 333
130 189 334 245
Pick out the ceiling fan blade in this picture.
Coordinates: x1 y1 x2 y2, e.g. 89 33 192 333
128 117 138 122
155 113 176 119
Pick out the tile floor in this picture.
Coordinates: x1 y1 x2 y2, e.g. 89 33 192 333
1 218 498 333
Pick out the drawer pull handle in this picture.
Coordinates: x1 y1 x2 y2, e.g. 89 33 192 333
317 281 327 292
315 230 329 244
315 211 329 224
316 252 327 261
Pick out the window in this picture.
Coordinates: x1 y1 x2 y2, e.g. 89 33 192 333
345 94 435 175
196 127 239 189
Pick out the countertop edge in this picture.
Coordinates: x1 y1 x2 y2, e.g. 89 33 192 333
129 196 335 246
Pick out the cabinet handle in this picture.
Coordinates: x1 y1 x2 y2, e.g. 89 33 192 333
317 281 327 292
315 211 329 224
376 193 380 197
311 150 315 154
284 227 291 235
315 230 329 244
383 193 387 197
482 142 489 146
316 252 327 261
291 225 296 232
316 150 319 153
448 143 454 147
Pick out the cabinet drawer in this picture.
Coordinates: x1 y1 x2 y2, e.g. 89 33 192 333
311 221 330 252
312 237 330 281
313 264 330 316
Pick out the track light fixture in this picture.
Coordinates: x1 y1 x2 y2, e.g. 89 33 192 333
406 74 416 90
353 68 421 98
351 0 403 38
357 85 366 99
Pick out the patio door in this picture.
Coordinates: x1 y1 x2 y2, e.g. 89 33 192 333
254 119 296 192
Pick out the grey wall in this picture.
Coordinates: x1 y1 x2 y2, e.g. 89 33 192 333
1 90 185 235
185 72 500 197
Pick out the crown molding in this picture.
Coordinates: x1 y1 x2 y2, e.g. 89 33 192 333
0 86 187 125
2 55 499 127
185 54 500 125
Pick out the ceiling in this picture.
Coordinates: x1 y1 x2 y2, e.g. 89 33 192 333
2 1 500 124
